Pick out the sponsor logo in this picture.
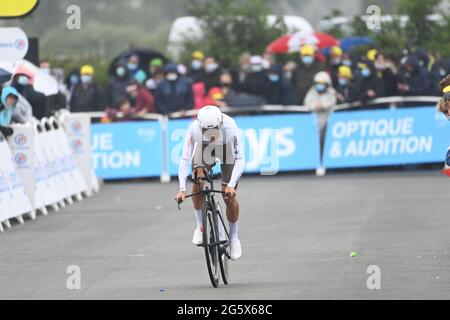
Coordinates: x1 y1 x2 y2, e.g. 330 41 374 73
14 133 27 146
15 153 27 166
71 121 82 134
71 139 83 151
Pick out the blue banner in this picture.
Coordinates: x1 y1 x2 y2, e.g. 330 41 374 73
91 121 162 179
323 106 450 168
167 114 321 176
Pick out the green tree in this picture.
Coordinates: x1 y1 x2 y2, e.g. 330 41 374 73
396 0 441 47
181 0 287 65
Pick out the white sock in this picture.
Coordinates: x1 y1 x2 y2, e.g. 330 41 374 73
194 209 203 227
229 221 239 240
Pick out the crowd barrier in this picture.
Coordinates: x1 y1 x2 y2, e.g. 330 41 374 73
86 96 449 181
0 113 100 233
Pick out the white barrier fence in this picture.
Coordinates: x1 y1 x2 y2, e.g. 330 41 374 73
0 113 100 233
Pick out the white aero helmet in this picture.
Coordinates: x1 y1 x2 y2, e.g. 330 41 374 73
197 105 223 129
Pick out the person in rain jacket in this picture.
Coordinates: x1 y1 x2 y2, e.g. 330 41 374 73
106 60 133 107
353 61 385 103
266 64 297 105
0 86 19 137
11 67 48 120
155 63 194 114
304 71 337 150
293 44 325 105
397 55 431 96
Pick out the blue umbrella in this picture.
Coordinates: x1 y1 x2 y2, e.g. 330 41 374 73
340 36 374 52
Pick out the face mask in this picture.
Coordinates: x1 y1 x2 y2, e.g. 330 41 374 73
338 78 348 86
268 74 280 82
302 56 314 65
284 72 292 80
17 76 29 86
166 73 178 81
315 83 327 93
41 68 51 75
81 75 92 84
250 64 263 73
128 63 138 71
342 60 352 67
439 69 447 77
205 63 218 73
361 69 371 78
70 75 79 85
116 67 126 77
191 60 203 70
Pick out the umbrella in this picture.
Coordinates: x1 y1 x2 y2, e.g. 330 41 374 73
0 60 58 96
267 31 339 54
339 36 374 52
108 48 171 75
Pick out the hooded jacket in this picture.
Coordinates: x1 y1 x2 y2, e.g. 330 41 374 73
0 86 19 126
397 55 431 96
155 63 194 114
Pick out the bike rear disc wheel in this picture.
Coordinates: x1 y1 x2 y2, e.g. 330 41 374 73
203 203 220 288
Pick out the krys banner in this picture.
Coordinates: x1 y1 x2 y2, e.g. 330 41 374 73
167 114 321 176
323 106 450 168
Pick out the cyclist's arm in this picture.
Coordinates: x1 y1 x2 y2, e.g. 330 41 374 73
228 129 244 189
178 126 195 192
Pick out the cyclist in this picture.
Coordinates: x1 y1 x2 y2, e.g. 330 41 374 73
175 105 244 261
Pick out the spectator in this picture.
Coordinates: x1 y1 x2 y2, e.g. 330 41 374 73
238 52 251 83
187 51 205 83
304 71 337 112
219 73 265 107
126 82 156 115
106 97 138 122
66 68 81 93
328 46 343 87
335 66 355 104
155 63 194 114
304 71 336 149
70 65 105 112
39 60 67 115
293 44 325 105
353 61 385 102
107 61 133 107
266 64 297 105
0 86 19 137
203 56 222 93
39 60 52 75
127 54 144 77
282 61 297 82
374 52 398 97
11 67 47 120
146 58 165 93
397 55 430 96
240 55 269 102
220 57 240 91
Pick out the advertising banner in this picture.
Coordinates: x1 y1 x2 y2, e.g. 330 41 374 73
323 107 450 168
91 121 162 179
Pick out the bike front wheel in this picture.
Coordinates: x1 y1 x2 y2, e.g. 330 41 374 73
202 202 220 288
